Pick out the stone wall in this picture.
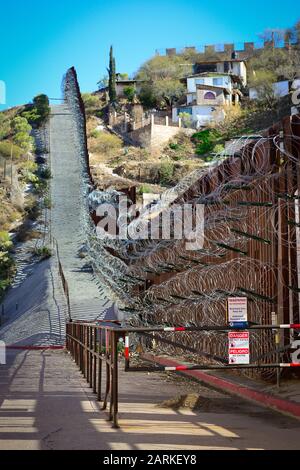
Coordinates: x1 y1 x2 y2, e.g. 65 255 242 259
150 124 194 152
162 39 298 60
126 121 194 153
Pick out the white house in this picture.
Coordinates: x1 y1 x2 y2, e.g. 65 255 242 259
193 59 247 86
172 73 242 127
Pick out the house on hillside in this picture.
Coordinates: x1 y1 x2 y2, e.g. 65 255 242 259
172 55 247 128
115 76 147 98
172 72 243 127
193 58 248 86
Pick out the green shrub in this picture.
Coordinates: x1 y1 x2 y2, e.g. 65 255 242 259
169 142 180 151
0 232 15 291
90 129 101 139
33 179 49 196
22 94 50 126
22 108 41 124
43 197 52 209
123 86 136 102
0 232 12 251
11 116 34 152
82 93 101 115
39 167 52 179
90 131 123 155
138 184 153 195
193 129 220 156
25 172 40 185
33 94 50 120
159 160 175 184
21 161 38 173
213 144 225 154
33 246 52 261
0 141 23 159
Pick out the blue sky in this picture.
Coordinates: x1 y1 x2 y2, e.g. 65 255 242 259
0 0 299 109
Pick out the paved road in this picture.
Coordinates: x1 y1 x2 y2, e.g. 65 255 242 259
0 350 299 450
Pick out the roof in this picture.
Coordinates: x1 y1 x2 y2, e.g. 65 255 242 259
116 79 147 85
185 72 232 79
196 84 231 94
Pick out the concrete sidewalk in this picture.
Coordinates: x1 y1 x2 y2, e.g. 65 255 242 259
143 354 300 421
0 350 300 450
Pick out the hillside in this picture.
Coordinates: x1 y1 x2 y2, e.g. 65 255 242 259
0 96 51 301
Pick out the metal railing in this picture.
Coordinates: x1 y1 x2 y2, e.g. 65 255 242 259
66 321 300 428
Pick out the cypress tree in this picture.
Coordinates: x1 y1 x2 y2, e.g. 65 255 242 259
108 46 117 103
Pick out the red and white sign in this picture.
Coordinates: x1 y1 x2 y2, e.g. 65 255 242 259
228 332 250 364
228 297 248 323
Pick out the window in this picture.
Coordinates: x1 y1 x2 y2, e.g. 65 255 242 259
204 92 216 100
177 107 192 116
195 78 205 85
213 78 223 86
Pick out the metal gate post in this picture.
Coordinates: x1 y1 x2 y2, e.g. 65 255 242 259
111 330 119 428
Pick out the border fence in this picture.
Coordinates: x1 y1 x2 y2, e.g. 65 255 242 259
61 66 300 380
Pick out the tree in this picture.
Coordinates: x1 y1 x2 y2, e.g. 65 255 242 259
248 49 289 83
97 75 109 90
82 93 100 114
12 116 32 135
258 28 285 47
108 46 117 103
276 50 300 80
33 94 50 121
22 94 50 126
249 70 279 110
11 116 34 152
136 55 190 109
123 86 136 102
152 79 186 108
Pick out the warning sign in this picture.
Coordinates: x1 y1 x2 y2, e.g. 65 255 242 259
228 332 250 365
228 297 248 324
